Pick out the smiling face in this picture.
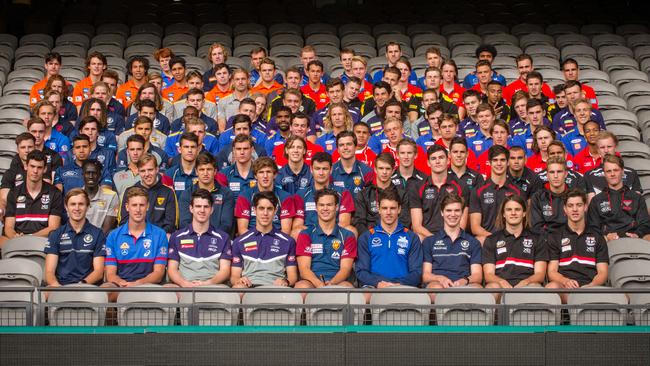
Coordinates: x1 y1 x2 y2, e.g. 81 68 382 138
66 193 89 222
503 200 525 227
190 197 213 225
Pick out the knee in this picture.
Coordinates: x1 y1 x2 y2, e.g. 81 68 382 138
294 280 314 289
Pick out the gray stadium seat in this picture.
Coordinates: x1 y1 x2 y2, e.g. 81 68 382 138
572 56 600 70
52 45 87 58
233 34 267 49
91 34 126 49
477 23 509 36
242 286 303 326
412 33 447 50
0 109 29 125
341 34 375 48
618 140 650 157
314 44 341 59
198 33 232 49
370 287 431 326
88 45 123 58
304 286 366 326
538 69 565 86
233 44 260 58
20 33 54 48
163 34 197 48
126 34 161 48
1 236 48 269
598 45 634 63
131 23 163 38
511 23 545 37
0 138 17 155
491 57 517 70
347 44 377 59
97 23 129 39
376 34 411 50
533 56 560 70
633 46 650 63
15 45 51 60
47 284 109 326
556 33 591 48
199 23 233 38
494 45 523 58
596 95 627 111
268 23 302 38
56 33 90 49
407 24 440 37
270 34 303 48
617 24 649 36
117 285 178 326
582 24 614 36
233 23 266 37
124 45 156 60
499 69 520 83
623 157 650 175
165 23 198 37
59 68 85 83
610 70 649 86
503 292 562 326
525 45 560 60
589 81 619 96
0 156 12 172
546 24 580 36
441 24 474 37
519 33 555 48
306 34 340 48
0 287 36 326
0 34 18 49
373 23 406 37
567 288 628 326
602 110 639 128
609 259 650 288
452 45 479 59
338 23 372 38
0 258 43 287
592 34 626 49
602 56 639 73
60 56 86 72
7 69 43 83
447 33 482 49
628 34 650 49
629 293 650 325
179 285 240 325
270 45 302 58
168 44 196 58
435 291 496 326
0 44 14 62
618 81 650 99
2 81 32 95
484 33 519 47
608 238 650 267
0 95 30 111
561 45 597 61
12 57 43 72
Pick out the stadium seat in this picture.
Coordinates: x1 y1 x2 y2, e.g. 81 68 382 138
270 45 302 58
304 286 365 326
268 23 302 38
406 24 440 37
233 34 267 49
556 33 591 49
589 81 619 96
163 34 197 48
435 291 496 326
270 34 303 48
60 56 86 72
476 23 509 36
452 45 479 59
567 288 628 326
7 69 43 84
499 69 520 83
483 33 519 47
242 286 303 326
0 288 37 326
597 45 634 63
126 34 161 48
502 292 562 326
59 68 85 83
596 95 628 111
370 286 430 326
314 44 341 59
55 33 90 49
338 23 372 38
533 56 560 70
582 24 614 36
124 45 156 60
233 23 267 37
618 80 650 99
341 34 375 48
233 44 260 58
91 34 126 49
592 34 626 49
511 23 545 37
633 46 650 62
199 23 233 38
0 156 12 173
618 140 650 157
165 23 198 38
617 24 649 36
628 33 650 48
572 56 600 70
346 44 377 59
491 57 517 70
494 45 523 59
519 33 555 49
609 70 648 86
602 110 640 128
117 285 178 326
0 34 18 49
47 284 108 326
97 23 130 39
51 45 87 58
0 236 48 269
546 24 580 36
88 45 123 58
441 24 474 37
179 285 240 326
15 45 51 61
601 56 639 73
447 33 482 49
0 258 43 287
538 69 565 86
306 34 340 48
0 109 29 125
131 23 164 38
412 33 447 50
0 95 30 111
610 259 650 288
561 45 597 61
525 45 561 60
376 34 411 50
198 33 232 49
623 157 650 175
629 293 650 325
19 34 54 48
168 45 196 58
0 138 17 155
10 57 40 72
2 81 32 96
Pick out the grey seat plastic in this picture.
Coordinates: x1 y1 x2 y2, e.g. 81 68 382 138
525 45 560 60
15 45 50 60
571 56 600 70
179 285 240 325
556 33 591 48
269 45 302 58
131 23 163 38
117 285 178 326
412 33 447 50
567 288 628 326
338 23 372 37
0 95 30 111
376 34 410 50
582 24 614 36
184 56 209 73
168 44 195 58
627 34 650 49
0 109 29 125
532 56 560 70
91 34 126 49
448 33 482 49
519 33 554 48
452 45 478 59
268 23 302 37
608 238 650 266
0 287 36 326
52 45 87 58
0 34 18 49
499 69 520 83
1 236 48 270
198 33 232 49
476 23 509 36
596 95 627 111
233 34 267 49
306 34 340 48
602 110 639 128
618 140 650 157
165 23 198 37
441 24 474 37
303 23 337 38
610 70 649 87
589 81 619 96
126 34 161 48
162 34 197 48
0 137 17 155
503 292 562 326
561 45 597 61
270 34 303 48
602 57 639 73
598 45 634 63
200 23 233 38
546 24 580 36
370 287 431 326
233 23 266 37
623 157 650 175
124 45 156 60
88 45 122 58
618 81 650 99
491 57 516 70
629 293 650 325
233 44 259 58
56 33 90 49
305 286 366 326
633 45 650 63
7 69 43 83
242 286 303 326
538 69 565 85
511 23 545 37
314 44 341 59
415 45 450 59
347 44 377 59
592 34 626 49
617 24 649 36
60 56 86 71
0 258 43 287
435 291 496 326
407 24 440 37
483 33 518 46
0 156 12 172
494 45 522 58
47 284 108 326
373 23 406 37
59 69 85 83
20 33 53 48
0 44 14 63
96 23 129 39
341 34 375 48
609 259 650 288
453 56 476 69
2 81 32 96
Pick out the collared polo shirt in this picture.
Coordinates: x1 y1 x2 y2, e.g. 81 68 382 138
482 229 548 286
231 228 297 285
168 224 232 281
105 222 169 282
296 224 357 281
423 229 481 281
5 182 63 234
548 226 608 286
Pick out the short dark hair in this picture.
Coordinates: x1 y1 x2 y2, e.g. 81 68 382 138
127 56 150 75
169 57 186 68
126 134 146 147
78 115 99 131
427 144 447 158
336 131 357 147
378 187 402 207
475 44 497 58
561 58 579 70
314 188 340 206
72 134 91 145
15 132 35 146
253 190 279 208
275 105 292 116
375 152 396 167
82 159 104 175
564 188 587 205
307 60 324 71
44 52 62 64
232 113 252 128
373 81 392 95
488 145 509 161
526 71 544 83
196 152 216 168
311 151 333 166
26 150 46 165
441 194 464 210
190 188 214 206
179 131 199 146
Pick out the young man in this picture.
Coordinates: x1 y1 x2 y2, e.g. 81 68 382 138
162 57 189 103
485 81 510 120
312 78 361 132
103 187 168 301
587 155 650 241
82 160 118 234
356 189 423 288
562 58 599 109
216 134 256 201
117 116 170 169
165 113 220 159
447 137 485 193
350 56 375 102
295 188 356 289
546 188 608 303
503 54 555 104
205 63 233 104
572 120 603 174
483 196 548 297
116 56 149 109
507 145 542 200
1 150 63 247
271 113 325 167
231 191 298 288
409 145 469 241
264 106 292 155
585 131 642 197
372 42 418 85
250 57 283 96
35 101 71 156
330 131 374 195
559 98 594 157
113 134 146 197
353 153 411 236
360 81 392 133
25 118 64 180
178 152 234 232
469 146 522 244
78 116 116 185
234 157 297 235
422 195 482 300
470 60 494 96
44 188 106 287
118 154 179 234
165 132 199 200
168 189 232 287
248 48 284 87
332 122 377 167
458 90 482 138
170 88 218 134
55 135 112 193
119 102 169 149
217 68 251 132
72 52 107 107
391 139 427 190
301 60 329 110
529 157 570 235
462 44 506 89
551 80 605 137
31 52 64 105
218 110 267 159
275 135 313 194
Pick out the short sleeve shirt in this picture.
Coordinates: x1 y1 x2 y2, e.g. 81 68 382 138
168 224 232 281
231 228 297 286
5 182 64 234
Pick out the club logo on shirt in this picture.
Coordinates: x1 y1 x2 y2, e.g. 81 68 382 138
371 237 382 247
143 239 152 249
622 200 633 211
599 201 611 213
310 243 323 254
496 240 506 248
561 238 571 246
83 234 93 244
120 242 130 255
483 192 494 204
542 204 553 217
244 242 257 252
460 240 470 250
353 176 362 186
17 195 26 203
331 240 341 251
397 236 409 248
523 238 533 248
41 195 50 204
586 237 596 246
157 197 165 206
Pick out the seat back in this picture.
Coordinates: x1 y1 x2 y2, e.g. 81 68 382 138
370 286 430 326
242 286 303 326
435 291 496 326
629 293 650 325
503 292 562 326
117 285 178 326
304 286 365 326
567 287 628 326
47 284 108 326
179 285 240 326
0 287 36 326
0 258 43 287
1 236 48 270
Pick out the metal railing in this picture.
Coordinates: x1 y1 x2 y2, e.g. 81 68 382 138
1 286 649 327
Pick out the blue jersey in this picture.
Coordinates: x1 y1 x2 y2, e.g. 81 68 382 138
264 132 286 156
422 229 481 282
356 224 423 287
46 130 71 157
275 163 313 194
216 164 256 201
169 114 218 135
561 129 587 157
551 108 606 137
165 164 198 200
106 112 127 135
316 132 339 154
373 68 418 86
235 186 297 230
296 224 357 281
178 182 235 232
164 131 220 158
459 118 479 139
55 159 112 193
462 71 507 89
105 222 168 282
295 184 354 229
311 105 361 134
116 145 170 171
125 112 171 135
44 221 106 285
466 130 494 157
331 160 374 195
249 69 284 87
218 127 268 153
215 143 266 172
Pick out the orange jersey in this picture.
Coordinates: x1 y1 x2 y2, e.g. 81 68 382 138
72 76 94 106
162 83 189 103
399 84 422 103
116 80 140 109
30 78 49 106
205 85 232 104
251 81 283 96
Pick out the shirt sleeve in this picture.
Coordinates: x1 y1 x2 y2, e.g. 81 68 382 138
285 238 297 267
469 188 481 214
339 190 354 214
293 195 305 219
49 188 64 217
104 231 117 266
469 237 482 265
43 229 60 255
167 233 180 262
422 237 433 264
533 234 549 262
342 232 357 259
107 191 119 218
295 232 312 257
220 236 233 261
155 232 169 265
354 232 389 287
4 189 16 218
547 234 561 261
397 233 423 287
94 230 107 257
231 240 243 268
234 194 252 219
279 195 296 219
482 236 497 265
595 234 609 264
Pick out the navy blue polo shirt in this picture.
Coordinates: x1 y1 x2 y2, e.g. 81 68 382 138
331 160 374 195
105 222 169 282
165 164 198 200
178 182 235 233
44 221 106 285
423 229 481 282
216 164 256 201
295 184 354 229
55 159 115 194
168 224 233 281
275 163 313 194
296 224 357 281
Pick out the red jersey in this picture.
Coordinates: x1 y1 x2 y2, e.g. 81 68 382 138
162 83 189 103
399 84 422 103
301 83 329 110
30 78 49 106
525 152 547 174
582 84 599 109
381 144 430 175
332 145 376 168
272 140 324 168
440 83 465 107
358 80 374 102
572 148 622 174
72 76 94 106
471 82 487 96
503 78 555 105
205 85 232 104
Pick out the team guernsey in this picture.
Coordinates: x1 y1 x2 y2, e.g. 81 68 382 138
44 221 106 285
482 229 548 286
422 229 481 282
547 226 608 286
587 185 650 237
408 176 468 234
234 186 297 230
469 179 522 233
5 182 64 235
296 224 357 281
331 160 375 194
105 222 169 282
529 186 568 235
294 184 354 229
178 182 235 232
231 228 297 286
168 224 233 281
118 179 179 233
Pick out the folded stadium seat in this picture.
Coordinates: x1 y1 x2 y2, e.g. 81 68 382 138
588 81 619 97
198 34 232 50
279 57 301 70
376 34 411 52
19 33 54 49
525 45 560 60
58 68 84 83
97 23 130 39
325 58 343 75
412 33 447 50
233 23 267 37
225 56 247 70
560 45 597 63
623 157 650 176
494 45 523 59
602 56 639 73
313 44 340 60
519 33 555 49
629 293 650 325
0 95 30 111
447 33 482 50
607 237 650 267
434 291 496 326
242 285 303 326
117 284 178 326
88 45 122 59
126 34 161 48
268 23 302 38
636 110 650 129
532 56 560 70
167 45 196 58
502 292 562 326
55 33 90 50
373 24 406 38
14 45 50 61
338 23 372 38
567 288 628 326
458 68 475 81
106 56 127 74
602 109 639 128
538 69 565 86
268 57 286 73
233 34 268 50
163 34 197 49
304 286 365 326
511 23 545 37
633 45 650 64
483 33 519 47
592 34 627 50
441 24 474 37
0 44 14 63
609 70 649 87
545 24 580 36
0 34 18 50
639 58 650 74
618 80 650 100
617 141 650 158
91 34 126 50
609 259 650 288
627 33 650 49
556 33 591 49
596 95 628 111
124 45 156 60
7 69 44 84
51 45 87 59
452 45 479 59
165 23 198 38
491 56 517 70
47 284 109 326
0 109 29 125
409 56 427 70
3 81 33 96
0 138 14 156
0 156 12 173
476 23 509 36
341 34 375 48
498 69 520 84
131 23 163 39
346 44 377 59
269 45 301 58
0 288 37 326
59 56 85 73
61 23 95 38
1 236 48 269
184 56 209 72
270 34 303 48
178 285 240 325
407 24 440 37
370 286 430 326
617 24 649 36
581 24 615 36
199 23 233 38
306 34 340 48
0 258 43 287
598 46 635 65
641 176 650 194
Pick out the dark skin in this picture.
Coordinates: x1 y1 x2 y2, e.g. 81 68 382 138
83 164 117 234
